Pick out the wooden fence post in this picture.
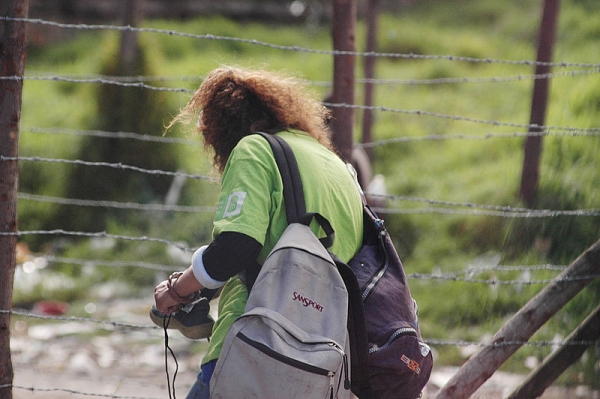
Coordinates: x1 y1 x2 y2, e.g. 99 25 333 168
118 0 140 70
330 0 357 163
361 0 380 161
0 1 29 398
519 0 560 206
434 238 600 399
507 304 600 399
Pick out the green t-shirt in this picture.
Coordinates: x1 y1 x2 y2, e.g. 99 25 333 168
202 130 364 365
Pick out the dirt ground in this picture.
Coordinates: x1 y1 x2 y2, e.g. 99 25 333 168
9 298 597 399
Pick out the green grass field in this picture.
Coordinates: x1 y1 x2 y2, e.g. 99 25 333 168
16 0 600 387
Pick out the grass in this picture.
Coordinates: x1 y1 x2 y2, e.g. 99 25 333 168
15 0 600 387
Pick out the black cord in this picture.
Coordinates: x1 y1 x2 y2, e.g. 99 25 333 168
163 314 179 399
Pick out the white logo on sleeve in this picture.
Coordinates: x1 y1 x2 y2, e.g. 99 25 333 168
222 191 247 218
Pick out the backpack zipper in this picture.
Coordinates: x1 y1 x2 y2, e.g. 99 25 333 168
329 342 351 390
362 219 389 301
328 371 335 399
368 327 417 354
237 332 335 376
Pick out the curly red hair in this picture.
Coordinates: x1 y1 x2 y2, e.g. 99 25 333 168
168 66 333 172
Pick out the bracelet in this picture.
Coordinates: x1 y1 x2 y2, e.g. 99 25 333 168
166 272 200 304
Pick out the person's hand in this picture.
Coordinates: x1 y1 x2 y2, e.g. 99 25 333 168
154 280 181 314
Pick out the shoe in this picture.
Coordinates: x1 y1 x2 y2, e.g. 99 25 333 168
150 297 214 340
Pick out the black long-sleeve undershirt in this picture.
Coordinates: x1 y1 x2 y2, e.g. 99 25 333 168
202 231 263 289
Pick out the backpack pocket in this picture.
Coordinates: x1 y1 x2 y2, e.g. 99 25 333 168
368 329 433 399
210 308 351 399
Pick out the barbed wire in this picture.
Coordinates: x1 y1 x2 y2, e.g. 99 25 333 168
1 74 195 93
18 251 573 285
482 264 566 272
4 309 157 331
4 16 600 68
375 206 600 218
373 194 594 213
2 382 560 399
21 126 600 152
374 193 600 218
4 64 600 89
1 155 219 182
323 102 600 133
6 148 599 219
12 128 600 218
22 251 568 276
6 80 599 133
425 338 599 348
1 229 195 253
4 309 597 349
6 75 600 132
7 384 164 399
34 254 183 272
360 67 600 85
15 190 600 218
25 73 205 84
21 126 203 146
357 129 600 147
18 192 217 213
408 273 599 285
13 366 174 392
433 264 568 274
12 74 600 130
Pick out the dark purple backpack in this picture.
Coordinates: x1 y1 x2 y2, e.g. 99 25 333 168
336 203 433 399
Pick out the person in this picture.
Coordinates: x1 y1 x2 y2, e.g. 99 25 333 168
153 66 364 399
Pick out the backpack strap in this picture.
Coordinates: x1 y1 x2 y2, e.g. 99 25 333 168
256 132 334 248
333 256 373 397
259 132 372 397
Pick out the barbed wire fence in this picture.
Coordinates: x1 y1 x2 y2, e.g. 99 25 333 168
1 13 599 399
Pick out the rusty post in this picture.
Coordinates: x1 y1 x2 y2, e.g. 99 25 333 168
361 0 380 161
118 0 140 70
519 0 560 206
330 0 357 163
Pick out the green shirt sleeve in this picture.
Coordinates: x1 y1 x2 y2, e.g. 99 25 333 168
212 134 287 263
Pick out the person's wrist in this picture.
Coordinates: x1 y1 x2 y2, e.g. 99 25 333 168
167 272 199 304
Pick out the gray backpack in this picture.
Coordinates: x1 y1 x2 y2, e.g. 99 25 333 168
210 133 353 398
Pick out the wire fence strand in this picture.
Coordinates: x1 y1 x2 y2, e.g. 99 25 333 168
20 126 600 148
21 126 203 146
4 64 600 88
5 308 598 349
1 155 218 182
18 192 217 213
5 16 600 68
15 191 600 218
